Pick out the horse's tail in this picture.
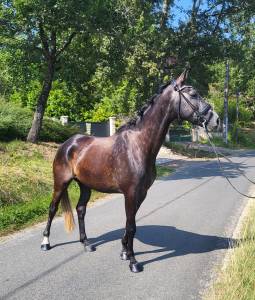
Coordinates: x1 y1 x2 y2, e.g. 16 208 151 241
61 190 75 233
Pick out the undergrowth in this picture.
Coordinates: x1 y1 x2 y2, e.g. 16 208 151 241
203 126 255 149
0 100 80 142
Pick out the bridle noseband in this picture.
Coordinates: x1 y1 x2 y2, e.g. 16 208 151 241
173 83 212 126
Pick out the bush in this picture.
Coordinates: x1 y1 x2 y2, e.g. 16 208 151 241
209 94 253 125
40 118 80 143
0 100 80 142
0 100 32 140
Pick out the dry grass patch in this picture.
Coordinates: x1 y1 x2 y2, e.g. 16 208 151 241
205 199 255 300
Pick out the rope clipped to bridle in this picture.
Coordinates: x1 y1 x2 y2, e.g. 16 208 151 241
203 124 255 199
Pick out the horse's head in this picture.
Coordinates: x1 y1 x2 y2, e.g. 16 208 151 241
172 68 220 131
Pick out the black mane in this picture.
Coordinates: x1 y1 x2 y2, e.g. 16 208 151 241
116 80 172 133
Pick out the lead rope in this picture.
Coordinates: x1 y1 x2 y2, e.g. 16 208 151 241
202 123 255 199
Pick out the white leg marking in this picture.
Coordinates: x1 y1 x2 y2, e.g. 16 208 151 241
41 236 49 245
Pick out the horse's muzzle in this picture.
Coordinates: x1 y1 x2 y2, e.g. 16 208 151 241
206 111 220 131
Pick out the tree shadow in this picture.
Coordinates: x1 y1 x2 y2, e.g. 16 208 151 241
161 159 254 181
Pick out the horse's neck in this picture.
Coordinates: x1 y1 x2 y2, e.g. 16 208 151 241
139 89 176 159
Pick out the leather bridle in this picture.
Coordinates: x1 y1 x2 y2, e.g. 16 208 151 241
171 81 255 199
173 83 212 127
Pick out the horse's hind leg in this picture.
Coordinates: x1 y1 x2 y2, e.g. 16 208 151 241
76 182 95 252
41 177 71 251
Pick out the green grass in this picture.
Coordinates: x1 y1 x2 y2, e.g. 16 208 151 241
156 165 174 178
0 141 103 236
205 201 255 300
202 127 255 150
164 141 215 158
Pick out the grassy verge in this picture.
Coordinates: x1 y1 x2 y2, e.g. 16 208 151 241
0 141 103 237
202 127 255 150
156 165 174 177
164 141 215 158
205 200 255 300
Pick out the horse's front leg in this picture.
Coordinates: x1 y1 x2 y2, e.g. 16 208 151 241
121 188 146 273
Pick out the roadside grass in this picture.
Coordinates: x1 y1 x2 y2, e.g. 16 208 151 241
0 140 103 236
203 127 255 150
234 127 255 149
164 141 215 158
156 165 174 177
205 201 255 300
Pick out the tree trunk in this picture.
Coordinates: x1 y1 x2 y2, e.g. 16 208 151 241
223 60 229 144
27 60 55 143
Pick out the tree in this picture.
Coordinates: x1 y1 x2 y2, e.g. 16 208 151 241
1 0 254 130
0 0 113 142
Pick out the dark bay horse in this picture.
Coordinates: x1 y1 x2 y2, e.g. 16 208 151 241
41 69 219 273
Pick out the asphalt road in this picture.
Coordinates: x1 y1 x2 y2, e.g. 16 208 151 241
1 151 255 300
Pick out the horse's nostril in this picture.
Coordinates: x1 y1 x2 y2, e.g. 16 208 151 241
216 118 220 125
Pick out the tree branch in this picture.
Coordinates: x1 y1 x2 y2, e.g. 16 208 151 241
56 31 77 57
203 5 240 18
38 21 50 59
211 1 226 35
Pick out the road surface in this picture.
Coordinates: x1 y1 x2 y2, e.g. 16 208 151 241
1 151 255 300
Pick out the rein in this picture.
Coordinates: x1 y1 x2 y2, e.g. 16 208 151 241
203 124 255 199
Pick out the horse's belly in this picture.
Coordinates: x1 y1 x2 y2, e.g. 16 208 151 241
75 164 120 193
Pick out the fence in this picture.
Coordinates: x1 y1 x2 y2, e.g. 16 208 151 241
168 125 223 143
63 116 116 137
168 126 192 142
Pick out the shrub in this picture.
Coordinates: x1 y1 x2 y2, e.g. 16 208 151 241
40 118 80 143
0 100 32 140
0 100 80 142
209 94 253 125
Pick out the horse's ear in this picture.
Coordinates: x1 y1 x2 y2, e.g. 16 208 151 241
176 64 191 87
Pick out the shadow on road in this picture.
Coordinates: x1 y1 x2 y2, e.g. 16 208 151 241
2 227 235 299
91 225 235 267
162 158 255 181
52 225 235 268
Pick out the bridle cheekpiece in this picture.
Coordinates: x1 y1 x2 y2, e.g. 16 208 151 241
172 81 212 127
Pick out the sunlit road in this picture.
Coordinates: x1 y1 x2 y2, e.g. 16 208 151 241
1 151 255 300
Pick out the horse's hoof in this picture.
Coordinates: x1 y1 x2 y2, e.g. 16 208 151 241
129 262 143 273
41 244 51 251
84 243 96 252
120 251 129 261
